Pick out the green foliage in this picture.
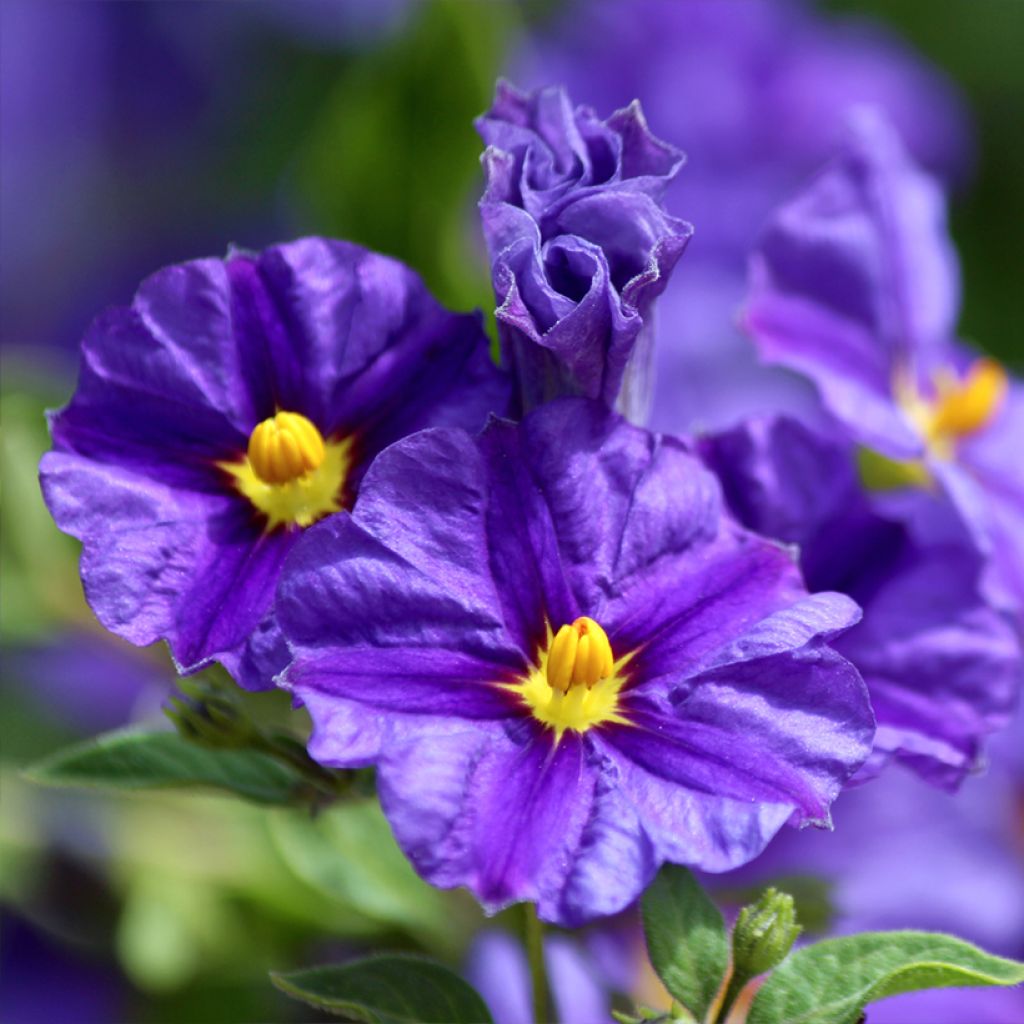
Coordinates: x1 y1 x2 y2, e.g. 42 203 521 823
24 729 315 805
269 800 462 956
0 358 82 642
271 955 494 1023
289 0 519 317
641 865 729 1021
746 930 1024 1024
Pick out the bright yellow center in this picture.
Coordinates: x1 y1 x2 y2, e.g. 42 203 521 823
248 411 325 484
218 412 352 531
504 617 632 743
897 357 1008 462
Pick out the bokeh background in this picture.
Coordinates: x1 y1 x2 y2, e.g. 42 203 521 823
2 2 1022 1021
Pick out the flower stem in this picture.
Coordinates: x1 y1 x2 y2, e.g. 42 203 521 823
524 903 551 1024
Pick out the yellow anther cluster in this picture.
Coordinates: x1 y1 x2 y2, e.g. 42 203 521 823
247 412 325 485
546 616 615 693
926 358 1008 443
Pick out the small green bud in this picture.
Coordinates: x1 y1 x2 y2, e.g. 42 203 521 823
164 675 256 749
731 887 802 980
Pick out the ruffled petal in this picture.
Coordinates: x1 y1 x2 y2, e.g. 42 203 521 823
40 450 293 681
745 108 959 456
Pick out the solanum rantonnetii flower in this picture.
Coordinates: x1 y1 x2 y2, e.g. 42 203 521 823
700 415 1020 789
278 399 872 925
743 109 1024 614
512 0 972 437
476 81 692 422
40 238 507 690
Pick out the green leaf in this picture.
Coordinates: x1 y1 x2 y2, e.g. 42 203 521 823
269 800 459 954
747 930 1024 1024
271 955 494 1023
24 729 309 805
640 865 729 1020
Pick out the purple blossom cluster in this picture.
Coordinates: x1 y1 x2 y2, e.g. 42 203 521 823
39 14 1021 952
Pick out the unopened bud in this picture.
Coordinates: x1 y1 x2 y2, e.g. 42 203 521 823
165 675 255 749
731 887 801 980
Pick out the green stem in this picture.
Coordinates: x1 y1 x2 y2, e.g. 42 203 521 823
524 903 551 1024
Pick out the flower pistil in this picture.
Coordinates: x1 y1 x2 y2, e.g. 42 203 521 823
219 411 352 531
506 617 631 743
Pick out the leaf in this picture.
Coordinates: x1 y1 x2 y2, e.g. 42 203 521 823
24 729 309 805
271 955 494 1023
640 865 729 1020
269 800 458 953
747 930 1024 1024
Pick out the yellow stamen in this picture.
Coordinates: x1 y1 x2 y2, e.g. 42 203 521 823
247 411 326 485
896 357 1008 463
219 412 351 531
546 616 614 692
928 358 1008 441
504 618 631 743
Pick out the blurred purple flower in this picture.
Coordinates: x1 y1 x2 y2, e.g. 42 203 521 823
279 398 871 924
466 930 610 1024
40 239 506 691
476 81 692 421
3 629 167 735
514 0 972 435
701 415 1020 789
745 110 1024 616
867 984 1024 1024
0 917 126 1024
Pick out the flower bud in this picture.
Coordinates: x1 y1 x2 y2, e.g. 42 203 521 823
731 887 802 980
165 675 255 749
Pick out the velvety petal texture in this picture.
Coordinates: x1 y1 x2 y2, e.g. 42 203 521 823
700 415 1021 789
744 108 960 457
477 81 692 421
280 399 872 925
40 238 507 689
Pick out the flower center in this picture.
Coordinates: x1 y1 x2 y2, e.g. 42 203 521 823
248 412 325 484
505 617 631 742
897 357 1007 461
218 412 352 531
547 616 614 692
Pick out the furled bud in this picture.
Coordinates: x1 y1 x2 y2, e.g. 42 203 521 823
731 887 802 981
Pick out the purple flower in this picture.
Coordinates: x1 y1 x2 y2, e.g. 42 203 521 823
512 0 972 436
466 930 610 1024
744 110 1024 614
278 399 871 925
476 81 692 421
40 238 507 690
700 416 1020 789
5 630 168 734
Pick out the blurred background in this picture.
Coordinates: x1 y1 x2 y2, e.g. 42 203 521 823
2 2 1022 1021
